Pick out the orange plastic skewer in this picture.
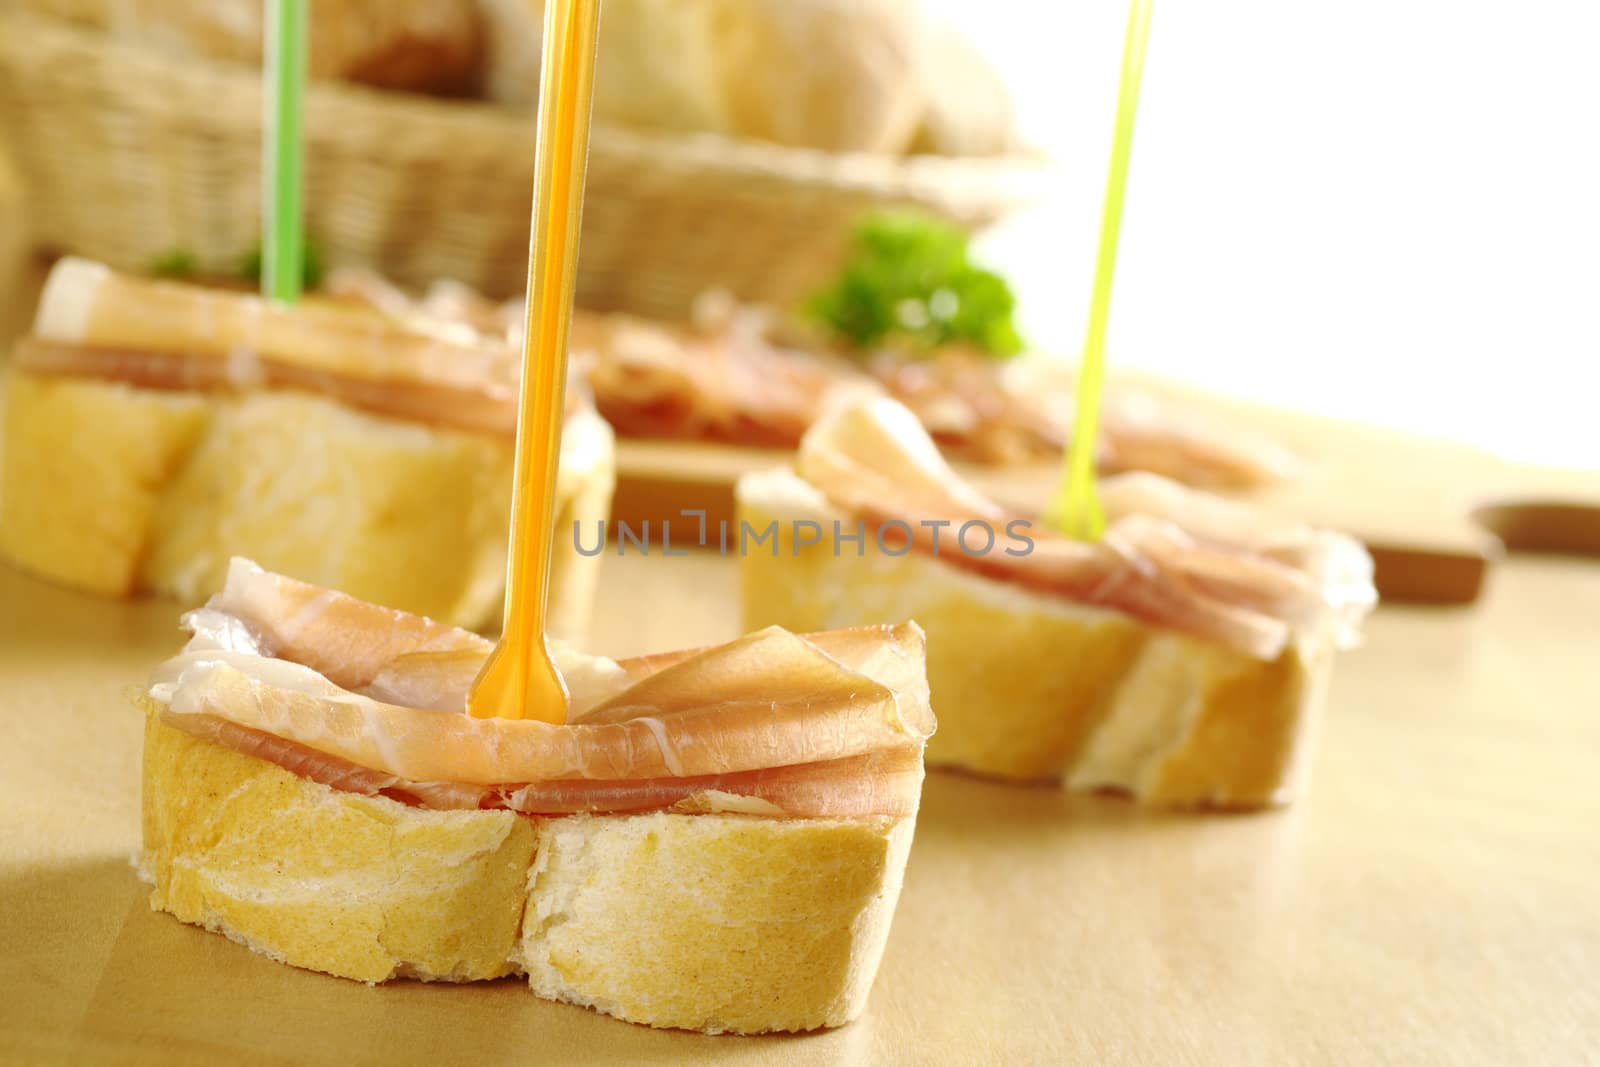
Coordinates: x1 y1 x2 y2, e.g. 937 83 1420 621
468 0 602 722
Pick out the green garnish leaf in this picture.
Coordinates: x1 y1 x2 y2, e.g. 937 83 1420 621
148 248 198 278
807 211 1023 357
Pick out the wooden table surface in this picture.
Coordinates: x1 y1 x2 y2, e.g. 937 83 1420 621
2 542 1598 1065
0 191 1595 1060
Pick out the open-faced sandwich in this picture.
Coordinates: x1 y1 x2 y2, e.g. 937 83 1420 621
1 257 613 637
736 398 1376 808
327 265 1300 488
136 559 931 1034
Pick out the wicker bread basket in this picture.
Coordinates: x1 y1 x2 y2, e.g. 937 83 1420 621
0 10 1048 319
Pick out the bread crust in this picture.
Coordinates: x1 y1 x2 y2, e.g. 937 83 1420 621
737 473 1332 808
486 0 926 153
18 0 483 94
0 372 612 636
138 703 915 1032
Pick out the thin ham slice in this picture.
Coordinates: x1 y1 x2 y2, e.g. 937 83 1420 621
324 266 1300 486
35 258 515 395
794 399 1375 661
160 712 923 818
327 267 873 449
13 337 521 437
18 258 607 437
873 348 1302 485
573 310 880 450
148 560 932 819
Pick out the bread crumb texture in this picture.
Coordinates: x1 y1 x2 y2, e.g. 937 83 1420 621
137 705 915 1032
517 810 913 1033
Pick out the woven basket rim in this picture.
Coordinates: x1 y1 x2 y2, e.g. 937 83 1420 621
0 8 1053 314
0 8 1055 205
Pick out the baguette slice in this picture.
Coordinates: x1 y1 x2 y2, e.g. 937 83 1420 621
736 400 1374 809
135 562 928 1033
0 371 611 637
0 259 613 637
138 704 912 1031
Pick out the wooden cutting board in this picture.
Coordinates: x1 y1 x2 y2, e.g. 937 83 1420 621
611 375 1600 606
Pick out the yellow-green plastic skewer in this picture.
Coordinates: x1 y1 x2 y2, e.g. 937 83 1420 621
1046 0 1154 540
262 0 307 302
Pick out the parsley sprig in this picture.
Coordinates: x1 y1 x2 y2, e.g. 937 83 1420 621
807 212 1023 358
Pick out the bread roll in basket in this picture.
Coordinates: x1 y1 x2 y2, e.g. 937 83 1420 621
0 9 1046 320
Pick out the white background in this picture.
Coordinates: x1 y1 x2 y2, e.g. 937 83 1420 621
934 1 1600 468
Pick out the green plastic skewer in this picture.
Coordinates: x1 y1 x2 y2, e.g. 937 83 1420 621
262 0 307 302
1047 0 1154 540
